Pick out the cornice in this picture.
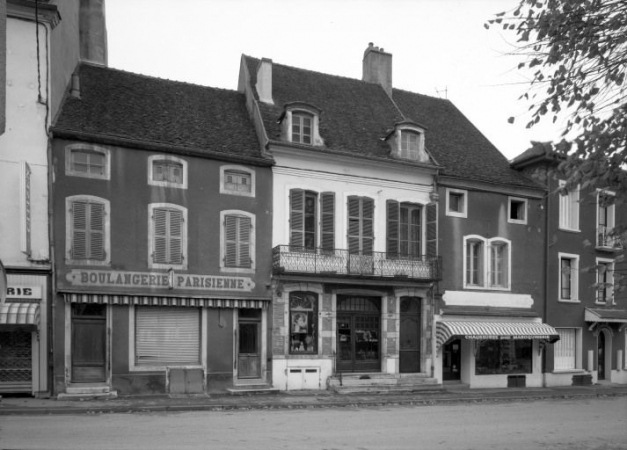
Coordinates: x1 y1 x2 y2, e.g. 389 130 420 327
7 0 60 28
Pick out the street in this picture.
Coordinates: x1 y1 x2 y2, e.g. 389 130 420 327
1 397 625 450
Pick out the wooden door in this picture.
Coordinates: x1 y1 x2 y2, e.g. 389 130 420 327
336 296 380 373
237 309 261 379
71 304 106 383
442 339 461 381
399 297 421 373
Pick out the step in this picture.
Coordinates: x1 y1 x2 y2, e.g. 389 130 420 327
331 384 444 395
328 373 438 388
226 385 280 395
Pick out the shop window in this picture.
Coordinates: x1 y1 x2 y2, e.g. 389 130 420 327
148 155 187 189
289 292 318 355
475 339 532 375
66 195 110 266
65 144 110 179
220 165 255 197
446 188 467 218
558 180 580 231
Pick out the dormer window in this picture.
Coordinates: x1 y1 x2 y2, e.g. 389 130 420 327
281 102 324 147
387 121 428 162
400 131 421 160
292 112 313 144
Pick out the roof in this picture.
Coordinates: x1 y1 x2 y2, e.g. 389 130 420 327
585 308 627 323
52 63 270 165
243 55 542 189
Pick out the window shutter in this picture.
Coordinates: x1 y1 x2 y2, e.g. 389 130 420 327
347 196 361 254
238 216 252 268
362 197 374 254
290 189 305 248
348 196 374 255
153 208 168 263
320 192 335 251
89 202 105 260
225 215 238 267
426 203 438 256
386 200 399 257
71 201 88 259
168 209 183 264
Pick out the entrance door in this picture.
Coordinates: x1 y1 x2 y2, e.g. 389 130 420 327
399 297 421 373
336 296 380 372
71 304 106 383
597 332 606 380
0 330 32 393
442 339 461 381
237 309 261 379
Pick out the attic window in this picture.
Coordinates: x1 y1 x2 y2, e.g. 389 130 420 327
400 131 421 160
292 112 313 144
388 123 428 162
281 102 324 147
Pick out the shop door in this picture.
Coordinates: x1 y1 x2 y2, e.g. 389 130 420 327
597 332 606 380
0 330 32 393
336 296 380 373
237 309 261 379
71 304 106 383
442 339 461 381
399 297 421 373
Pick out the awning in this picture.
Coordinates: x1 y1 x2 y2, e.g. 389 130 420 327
436 320 560 351
0 301 40 327
63 293 269 309
585 308 627 324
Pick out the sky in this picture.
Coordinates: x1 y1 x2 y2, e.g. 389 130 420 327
105 0 563 161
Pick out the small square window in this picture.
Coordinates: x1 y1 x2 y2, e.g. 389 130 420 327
508 197 527 224
446 189 467 218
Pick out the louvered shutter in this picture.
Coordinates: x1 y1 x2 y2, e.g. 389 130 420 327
71 201 88 259
347 196 361 254
347 196 374 255
225 215 238 267
168 209 183 264
225 215 251 268
290 189 305 248
320 192 335 251
386 200 399 258
362 197 374 255
153 208 168 263
426 203 438 256
153 208 183 264
135 307 200 366
238 216 252 268
89 202 105 260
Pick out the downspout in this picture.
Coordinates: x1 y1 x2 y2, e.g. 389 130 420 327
542 180 551 387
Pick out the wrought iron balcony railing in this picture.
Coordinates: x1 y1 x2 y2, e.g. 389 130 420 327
272 245 441 281
596 226 623 251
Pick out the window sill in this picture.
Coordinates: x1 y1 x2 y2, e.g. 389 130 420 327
558 227 581 233
66 259 111 267
551 369 585 374
558 299 581 303
130 364 204 373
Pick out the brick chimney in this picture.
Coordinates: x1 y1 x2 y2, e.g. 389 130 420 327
362 43 392 97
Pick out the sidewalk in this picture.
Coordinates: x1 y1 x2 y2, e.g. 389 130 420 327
1 384 626 415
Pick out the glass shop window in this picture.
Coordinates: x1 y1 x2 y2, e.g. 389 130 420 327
475 339 532 375
289 292 318 355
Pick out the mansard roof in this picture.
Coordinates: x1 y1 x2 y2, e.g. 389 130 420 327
52 63 271 165
243 55 542 189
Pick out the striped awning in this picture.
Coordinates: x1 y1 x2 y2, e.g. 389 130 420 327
436 321 560 351
63 293 269 309
0 302 40 327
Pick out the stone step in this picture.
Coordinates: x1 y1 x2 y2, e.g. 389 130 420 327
331 384 444 395
226 385 279 395
328 373 438 388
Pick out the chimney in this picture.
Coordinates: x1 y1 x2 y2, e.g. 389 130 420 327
256 58 273 104
80 0 108 66
362 43 392 97
70 72 81 99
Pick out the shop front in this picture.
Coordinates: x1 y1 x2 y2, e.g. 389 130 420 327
584 308 627 384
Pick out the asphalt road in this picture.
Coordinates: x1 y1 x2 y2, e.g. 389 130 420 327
1 397 625 450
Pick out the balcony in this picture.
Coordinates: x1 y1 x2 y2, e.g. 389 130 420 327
272 245 441 281
596 226 623 252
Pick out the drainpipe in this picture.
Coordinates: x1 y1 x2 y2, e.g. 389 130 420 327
542 180 551 387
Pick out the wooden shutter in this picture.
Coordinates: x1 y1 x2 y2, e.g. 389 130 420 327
238 215 252 268
347 196 361 254
386 200 399 257
362 197 374 254
135 307 200 366
153 208 183 264
225 215 251 268
72 201 88 259
89 202 105 260
71 200 105 260
426 203 437 256
290 189 305 248
347 196 374 254
320 192 335 251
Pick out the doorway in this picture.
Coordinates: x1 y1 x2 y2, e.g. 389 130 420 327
71 303 106 383
443 339 461 381
399 297 421 373
336 296 380 373
597 331 606 380
237 309 261 379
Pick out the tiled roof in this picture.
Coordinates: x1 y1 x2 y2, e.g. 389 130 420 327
53 63 270 164
244 55 542 189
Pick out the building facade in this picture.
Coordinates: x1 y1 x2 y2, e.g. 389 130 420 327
50 64 273 397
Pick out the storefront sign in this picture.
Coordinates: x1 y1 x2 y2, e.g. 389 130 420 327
7 285 42 299
65 269 255 292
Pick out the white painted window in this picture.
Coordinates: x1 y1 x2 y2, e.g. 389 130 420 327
596 258 614 304
558 180 580 231
554 328 580 371
597 190 616 247
148 204 187 270
220 210 255 273
148 155 188 189
446 188 467 218
508 197 527 224
220 165 255 197
292 112 313 144
65 144 110 180
65 195 111 266
558 253 579 302
463 235 511 290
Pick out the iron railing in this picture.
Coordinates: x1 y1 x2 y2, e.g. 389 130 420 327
597 226 623 251
272 245 441 281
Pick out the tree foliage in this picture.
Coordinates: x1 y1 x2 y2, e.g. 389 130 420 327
487 0 627 285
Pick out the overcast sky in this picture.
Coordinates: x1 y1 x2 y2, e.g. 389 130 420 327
105 0 563 161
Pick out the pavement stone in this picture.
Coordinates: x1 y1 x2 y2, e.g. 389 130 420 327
1 384 626 415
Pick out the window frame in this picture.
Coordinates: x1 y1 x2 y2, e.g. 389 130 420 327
220 165 256 198
558 180 580 232
558 252 580 302
65 144 110 180
220 210 255 273
288 291 319 355
387 200 424 258
347 195 375 255
65 195 111 266
508 197 528 224
148 155 188 189
148 203 188 270
596 258 614 305
553 327 582 372
463 235 511 290
291 111 313 145
596 190 616 247
445 188 467 218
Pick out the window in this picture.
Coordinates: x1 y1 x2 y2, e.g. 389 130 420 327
289 190 335 252
400 130 421 160
559 253 579 302
149 204 187 269
134 307 200 368
475 339 532 375
597 191 616 247
596 259 614 304
65 145 110 179
289 292 318 354
464 236 511 290
148 155 187 189
66 196 110 265
446 188 467 218
220 210 255 272
508 197 527 224
387 123 428 162
554 328 579 371
387 200 422 258
220 165 255 197
558 180 580 231
292 112 313 144
347 196 374 255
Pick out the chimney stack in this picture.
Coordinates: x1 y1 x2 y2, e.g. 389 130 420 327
80 0 108 66
256 58 273 104
362 43 392 97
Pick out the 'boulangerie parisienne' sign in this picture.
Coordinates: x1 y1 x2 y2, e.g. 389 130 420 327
66 269 255 292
